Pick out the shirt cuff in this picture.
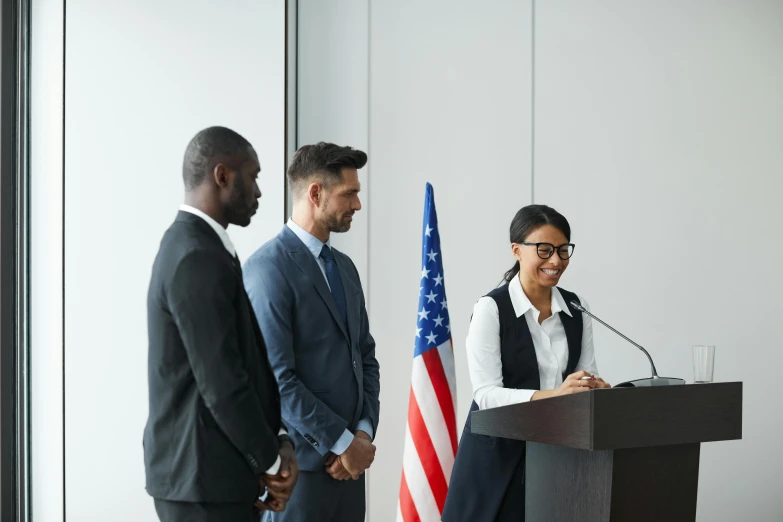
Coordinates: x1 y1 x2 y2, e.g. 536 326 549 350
355 418 374 439
263 428 288 475
514 389 536 404
474 386 536 410
265 455 281 476
329 429 355 456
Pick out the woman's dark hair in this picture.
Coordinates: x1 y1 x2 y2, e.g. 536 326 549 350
502 204 571 284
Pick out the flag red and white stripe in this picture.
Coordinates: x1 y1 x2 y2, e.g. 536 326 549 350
398 183 457 521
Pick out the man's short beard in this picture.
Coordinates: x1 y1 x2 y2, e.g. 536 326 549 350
321 212 351 233
224 174 252 227
321 197 351 233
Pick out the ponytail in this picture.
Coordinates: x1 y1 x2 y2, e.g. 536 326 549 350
501 261 520 285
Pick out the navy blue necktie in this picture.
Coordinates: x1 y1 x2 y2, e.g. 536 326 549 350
319 245 347 329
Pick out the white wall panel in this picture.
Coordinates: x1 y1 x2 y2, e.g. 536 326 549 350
534 2 783 520
298 0 370 289
63 1 286 520
31 0 65 520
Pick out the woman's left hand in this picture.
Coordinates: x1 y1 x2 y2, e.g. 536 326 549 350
592 376 611 389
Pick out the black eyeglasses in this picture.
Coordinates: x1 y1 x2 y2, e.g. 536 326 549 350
519 242 575 260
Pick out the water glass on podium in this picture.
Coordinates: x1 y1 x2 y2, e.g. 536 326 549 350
693 345 715 383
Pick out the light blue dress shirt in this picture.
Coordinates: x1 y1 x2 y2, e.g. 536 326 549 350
286 219 374 454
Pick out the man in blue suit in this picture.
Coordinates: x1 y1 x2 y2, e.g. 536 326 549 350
243 142 380 522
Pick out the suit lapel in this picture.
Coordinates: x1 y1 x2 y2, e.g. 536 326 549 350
181 211 275 364
280 227 351 343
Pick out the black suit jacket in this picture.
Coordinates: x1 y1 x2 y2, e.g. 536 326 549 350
144 211 282 503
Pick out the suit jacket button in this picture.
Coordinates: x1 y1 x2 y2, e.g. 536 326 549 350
353 360 357 369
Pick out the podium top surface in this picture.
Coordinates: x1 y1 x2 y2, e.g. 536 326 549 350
470 382 742 450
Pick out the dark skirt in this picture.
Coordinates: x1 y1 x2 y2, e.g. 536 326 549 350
442 402 526 522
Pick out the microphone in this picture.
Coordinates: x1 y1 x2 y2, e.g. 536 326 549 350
570 300 685 388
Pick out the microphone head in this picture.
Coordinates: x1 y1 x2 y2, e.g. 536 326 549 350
570 300 587 313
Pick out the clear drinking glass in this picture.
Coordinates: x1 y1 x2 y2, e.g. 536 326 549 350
692 345 715 383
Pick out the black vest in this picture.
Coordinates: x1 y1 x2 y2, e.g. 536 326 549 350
493 284 583 390
442 285 583 522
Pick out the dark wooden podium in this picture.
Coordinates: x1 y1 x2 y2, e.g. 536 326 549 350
471 382 742 522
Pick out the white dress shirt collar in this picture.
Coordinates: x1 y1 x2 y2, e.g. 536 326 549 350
286 218 331 258
179 204 236 257
508 274 573 319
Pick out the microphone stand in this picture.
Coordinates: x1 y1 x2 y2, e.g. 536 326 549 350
570 301 685 388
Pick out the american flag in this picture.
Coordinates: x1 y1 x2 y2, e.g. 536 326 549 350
397 183 458 522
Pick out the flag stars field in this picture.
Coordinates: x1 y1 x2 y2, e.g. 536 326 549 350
398 183 458 522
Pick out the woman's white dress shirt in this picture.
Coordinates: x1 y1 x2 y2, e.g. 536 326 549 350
466 276 599 409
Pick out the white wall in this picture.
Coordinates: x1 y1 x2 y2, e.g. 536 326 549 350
32 1 288 520
297 0 370 288
299 0 783 520
534 2 783 520
31 0 65 520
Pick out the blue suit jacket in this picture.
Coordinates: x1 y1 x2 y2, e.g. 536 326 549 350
243 226 380 471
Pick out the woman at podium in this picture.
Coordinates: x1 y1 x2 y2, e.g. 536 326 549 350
442 204 611 522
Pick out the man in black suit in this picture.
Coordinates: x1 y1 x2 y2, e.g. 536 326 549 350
144 126 298 522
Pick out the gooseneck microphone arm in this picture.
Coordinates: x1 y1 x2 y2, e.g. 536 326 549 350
570 300 659 380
